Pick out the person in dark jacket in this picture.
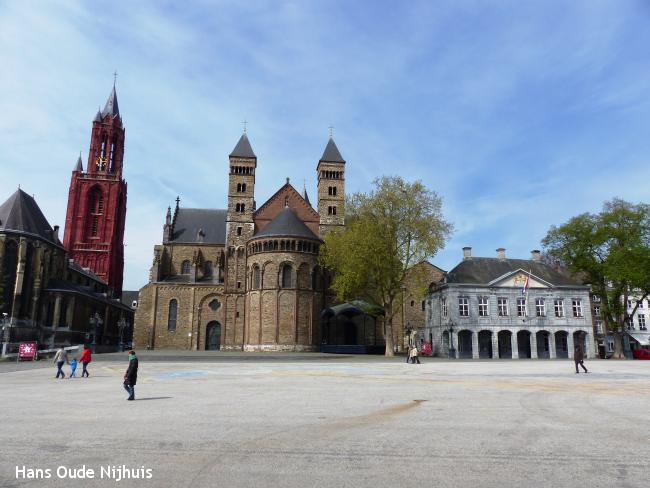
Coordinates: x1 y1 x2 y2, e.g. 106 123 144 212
80 345 92 377
123 350 139 400
574 344 588 373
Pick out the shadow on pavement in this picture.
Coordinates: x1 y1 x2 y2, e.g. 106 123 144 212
136 396 173 401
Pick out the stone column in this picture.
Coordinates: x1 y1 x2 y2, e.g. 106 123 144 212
530 331 538 359
52 294 62 328
65 297 75 328
471 330 479 359
567 331 575 359
549 331 556 359
511 330 519 359
449 331 457 358
491 330 499 359
585 329 596 359
10 238 28 322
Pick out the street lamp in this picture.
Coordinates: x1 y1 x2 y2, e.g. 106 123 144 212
89 312 103 354
2 312 8 341
448 321 456 359
1 312 9 357
405 321 413 347
117 317 128 352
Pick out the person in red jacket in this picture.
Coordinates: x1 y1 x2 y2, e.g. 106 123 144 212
80 345 92 378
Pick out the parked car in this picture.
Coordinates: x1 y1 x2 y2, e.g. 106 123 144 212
632 348 650 360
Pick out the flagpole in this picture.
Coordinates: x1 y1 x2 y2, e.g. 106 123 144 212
526 269 531 317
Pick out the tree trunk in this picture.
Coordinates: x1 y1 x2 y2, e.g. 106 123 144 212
613 330 625 359
384 303 394 357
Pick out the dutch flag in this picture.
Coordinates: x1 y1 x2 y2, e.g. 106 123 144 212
521 275 529 295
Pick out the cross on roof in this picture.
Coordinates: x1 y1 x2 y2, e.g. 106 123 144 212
328 126 334 138
242 120 248 133
113 70 118 87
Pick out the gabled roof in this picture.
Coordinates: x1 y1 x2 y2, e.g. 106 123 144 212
101 86 120 118
229 133 256 158
0 189 57 243
170 208 227 244
253 206 320 241
253 182 319 219
320 137 345 163
445 257 583 287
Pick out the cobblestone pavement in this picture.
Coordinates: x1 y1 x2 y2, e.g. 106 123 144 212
1 356 648 488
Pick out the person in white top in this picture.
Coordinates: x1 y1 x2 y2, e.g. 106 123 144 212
53 347 69 379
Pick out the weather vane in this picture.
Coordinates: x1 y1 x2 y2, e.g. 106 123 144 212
242 120 248 133
113 70 118 86
328 125 334 138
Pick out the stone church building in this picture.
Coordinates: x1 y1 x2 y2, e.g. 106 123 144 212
133 134 346 351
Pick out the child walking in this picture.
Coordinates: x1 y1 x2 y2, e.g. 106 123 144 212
69 357 78 378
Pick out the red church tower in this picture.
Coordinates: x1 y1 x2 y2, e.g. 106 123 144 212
63 84 127 296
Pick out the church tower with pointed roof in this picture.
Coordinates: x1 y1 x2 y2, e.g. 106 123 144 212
63 83 128 296
317 137 346 234
225 132 257 293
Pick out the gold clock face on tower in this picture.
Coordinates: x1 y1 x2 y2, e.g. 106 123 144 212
95 156 107 171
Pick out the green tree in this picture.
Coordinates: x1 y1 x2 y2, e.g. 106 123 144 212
542 199 650 358
319 176 453 356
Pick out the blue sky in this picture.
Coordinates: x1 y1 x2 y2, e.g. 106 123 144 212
1 1 649 290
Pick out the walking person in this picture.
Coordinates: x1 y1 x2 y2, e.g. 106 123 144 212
69 357 78 378
123 350 139 401
80 344 92 377
574 343 588 374
53 347 68 379
410 344 421 364
406 345 412 363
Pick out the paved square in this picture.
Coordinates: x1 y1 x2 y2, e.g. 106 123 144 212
1 355 648 488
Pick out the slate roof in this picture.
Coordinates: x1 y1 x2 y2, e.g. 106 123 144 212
445 257 584 287
171 208 227 244
229 133 256 158
101 86 120 118
320 137 345 163
68 259 103 283
0 189 57 243
253 206 321 241
121 290 140 308
45 279 133 312
74 154 83 172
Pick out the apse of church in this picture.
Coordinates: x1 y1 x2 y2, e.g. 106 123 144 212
133 134 346 351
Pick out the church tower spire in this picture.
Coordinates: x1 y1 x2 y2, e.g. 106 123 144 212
317 136 345 235
225 132 257 292
63 82 128 296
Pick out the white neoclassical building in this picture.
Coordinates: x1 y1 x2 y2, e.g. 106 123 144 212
425 247 596 359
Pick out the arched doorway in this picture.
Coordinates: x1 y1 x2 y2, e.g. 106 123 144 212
457 330 473 359
573 330 586 356
478 330 493 358
205 321 222 350
517 330 531 358
555 331 568 358
498 330 512 358
537 331 550 359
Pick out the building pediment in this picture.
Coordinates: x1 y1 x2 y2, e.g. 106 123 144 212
487 269 553 289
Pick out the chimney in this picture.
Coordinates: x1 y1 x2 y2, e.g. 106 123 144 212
53 225 60 241
462 247 472 260
496 248 506 260
531 250 541 262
